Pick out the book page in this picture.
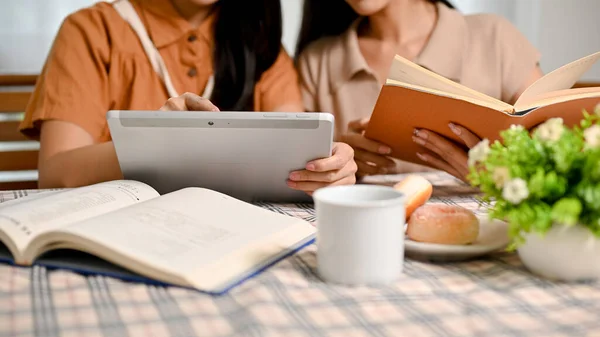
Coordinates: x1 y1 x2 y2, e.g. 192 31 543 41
0 180 159 256
52 188 315 289
386 80 515 113
515 87 600 112
516 51 600 106
388 55 513 111
0 190 63 208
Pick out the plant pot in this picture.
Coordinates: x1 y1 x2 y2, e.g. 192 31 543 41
517 224 600 282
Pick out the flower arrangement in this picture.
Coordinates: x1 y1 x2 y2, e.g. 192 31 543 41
467 104 600 249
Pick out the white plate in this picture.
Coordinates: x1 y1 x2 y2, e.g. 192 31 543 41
404 217 510 262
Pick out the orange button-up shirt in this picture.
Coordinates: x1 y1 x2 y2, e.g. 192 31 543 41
20 0 302 142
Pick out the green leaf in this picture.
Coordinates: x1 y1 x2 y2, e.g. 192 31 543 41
543 171 568 200
575 182 600 212
527 168 546 198
497 201 554 247
526 168 567 201
531 202 553 232
551 198 582 226
582 148 600 182
507 203 535 233
550 129 584 173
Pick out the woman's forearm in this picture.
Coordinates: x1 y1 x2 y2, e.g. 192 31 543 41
38 141 123 188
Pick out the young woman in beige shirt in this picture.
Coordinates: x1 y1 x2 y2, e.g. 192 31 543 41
296 0 544 181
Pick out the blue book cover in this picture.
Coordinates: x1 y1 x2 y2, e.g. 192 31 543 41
0 236 315 295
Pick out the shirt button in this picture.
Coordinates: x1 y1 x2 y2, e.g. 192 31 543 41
187 34 197 42
187 67 197 77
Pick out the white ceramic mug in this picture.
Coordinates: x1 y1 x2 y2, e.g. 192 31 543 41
313 185 405 285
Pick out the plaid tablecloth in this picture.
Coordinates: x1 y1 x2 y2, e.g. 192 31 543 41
2 173 600 337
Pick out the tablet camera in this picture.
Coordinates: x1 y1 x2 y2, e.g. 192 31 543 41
208 121 214 126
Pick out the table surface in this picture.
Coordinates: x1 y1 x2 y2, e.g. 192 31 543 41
1 172 599 337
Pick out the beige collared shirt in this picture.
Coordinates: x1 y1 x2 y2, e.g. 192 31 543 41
297 3 541 138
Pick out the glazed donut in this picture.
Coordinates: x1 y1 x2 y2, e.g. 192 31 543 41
393 175 433 220
407 204 479 245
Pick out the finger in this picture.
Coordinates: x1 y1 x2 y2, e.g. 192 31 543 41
413 129 468 172
287 174 356 193
289 157 357 183
306 142 354 172
348 118 370 133
416 152 466 182
448 123 481 148
341 133 391 155
356 160 381 176
354 148 395 169
182 92 220 111
160 96 187 111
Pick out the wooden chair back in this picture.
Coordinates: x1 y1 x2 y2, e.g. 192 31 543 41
0 75 38 190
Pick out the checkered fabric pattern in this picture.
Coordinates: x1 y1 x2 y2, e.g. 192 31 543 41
2 172 600 337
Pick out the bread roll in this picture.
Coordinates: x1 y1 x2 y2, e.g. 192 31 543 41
407 204 479 245
393 175 433 220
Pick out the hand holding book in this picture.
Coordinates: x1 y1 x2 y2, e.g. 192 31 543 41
364 51 600 174
339 118 396 176
412 124 482 182
346 116 483 181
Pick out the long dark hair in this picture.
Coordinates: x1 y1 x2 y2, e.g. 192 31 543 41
295 0 454 59
211 0 282 111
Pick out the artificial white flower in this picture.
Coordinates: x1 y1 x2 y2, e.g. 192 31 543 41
509 124 525 131
536 118 564 143
502 178 530 204
493 167 511 189
584 124 600 148
468 139 490 167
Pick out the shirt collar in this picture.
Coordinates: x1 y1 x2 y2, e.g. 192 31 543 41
329 17 372 93
332 2 467 92
131 0 215 48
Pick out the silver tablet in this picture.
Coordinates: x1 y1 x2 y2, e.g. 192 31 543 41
107 110 334 202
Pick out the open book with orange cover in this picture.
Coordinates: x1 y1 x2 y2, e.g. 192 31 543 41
364 51 600 167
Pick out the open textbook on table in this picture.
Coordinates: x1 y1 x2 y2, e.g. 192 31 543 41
0 181 315 294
